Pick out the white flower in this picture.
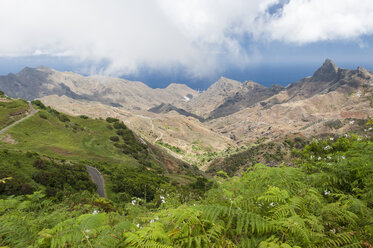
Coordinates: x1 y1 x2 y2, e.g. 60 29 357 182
318 157 321 160
85 229 90 233
369 127 372 131
269 202 274 207
155 217 159 220
349 120 355 125
324 190 330 195
92 210 99 215
131 199 136 205
310 155 314 159
161 199 166 204
327 156 331 159
136 224 140 228
364 129 367 132
344 134 348 137
150 219 154 223
357 137 362 141
160 195 165 200
330 137 334 141
324 145 331 150
341 156 346 159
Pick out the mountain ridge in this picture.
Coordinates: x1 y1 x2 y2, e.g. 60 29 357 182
1 59 372 165
0 67 199 111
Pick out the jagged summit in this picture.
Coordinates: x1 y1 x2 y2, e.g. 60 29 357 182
210 77 242 90
312 58 339 81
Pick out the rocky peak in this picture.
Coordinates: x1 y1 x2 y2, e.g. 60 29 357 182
243 80 263 89
357 66 372 80
312 59 339 82
269 84 285 91
209 77 242 92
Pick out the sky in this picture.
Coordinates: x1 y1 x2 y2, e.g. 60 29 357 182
0 0 373 89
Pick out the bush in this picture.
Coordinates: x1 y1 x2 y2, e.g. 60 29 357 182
79 115 89 119
58 114 70 122
38 112 48 119
0 90 4 96
31 100 46 109
113 122 126 129
110 136 120 142
47 107 60 116
324 119 343 129
33 159 47 170
106 117 119 123
156 140 184 154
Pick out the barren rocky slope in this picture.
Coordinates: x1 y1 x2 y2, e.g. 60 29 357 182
175 77 242 118
206 59 373 144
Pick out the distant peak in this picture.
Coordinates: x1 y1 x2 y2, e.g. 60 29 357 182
312 58 339 81
324 58 337 67
166 83 188 88
213 77 241 86
36 66 53 71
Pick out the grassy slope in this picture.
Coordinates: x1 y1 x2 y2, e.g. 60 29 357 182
0 96 29 129
0 108 139 166
0 103 201 199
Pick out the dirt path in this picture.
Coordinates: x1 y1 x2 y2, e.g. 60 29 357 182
0 101 36 135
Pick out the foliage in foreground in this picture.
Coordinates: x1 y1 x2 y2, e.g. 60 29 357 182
0 134 372 247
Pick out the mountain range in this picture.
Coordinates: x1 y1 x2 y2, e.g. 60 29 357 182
1 59 372 168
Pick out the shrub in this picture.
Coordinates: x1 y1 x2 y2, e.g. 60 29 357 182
324 119 343 129
156 140 184 154
31 100 46 109
58 114 70 122
110 136 120 142
113 121 126 129
106 117 119 123
13 161 21 168
33 159 47 170
38 112 48 119
79 115 89 119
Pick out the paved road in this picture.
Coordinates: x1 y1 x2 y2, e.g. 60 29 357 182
86 166 106 197
0 101 36 135
0 101 106 197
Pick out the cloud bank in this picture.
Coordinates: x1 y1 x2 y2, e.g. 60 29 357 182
0 0 372 76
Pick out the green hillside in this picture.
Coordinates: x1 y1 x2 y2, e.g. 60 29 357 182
0 91 29 129
1 103 139 164
0 99 201 200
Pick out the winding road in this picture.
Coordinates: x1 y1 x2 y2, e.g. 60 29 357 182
0 101 36 135
86 166 106 198
0 101 106 198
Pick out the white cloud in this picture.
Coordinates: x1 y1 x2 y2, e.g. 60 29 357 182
0 0 372 76
257 0 373 44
